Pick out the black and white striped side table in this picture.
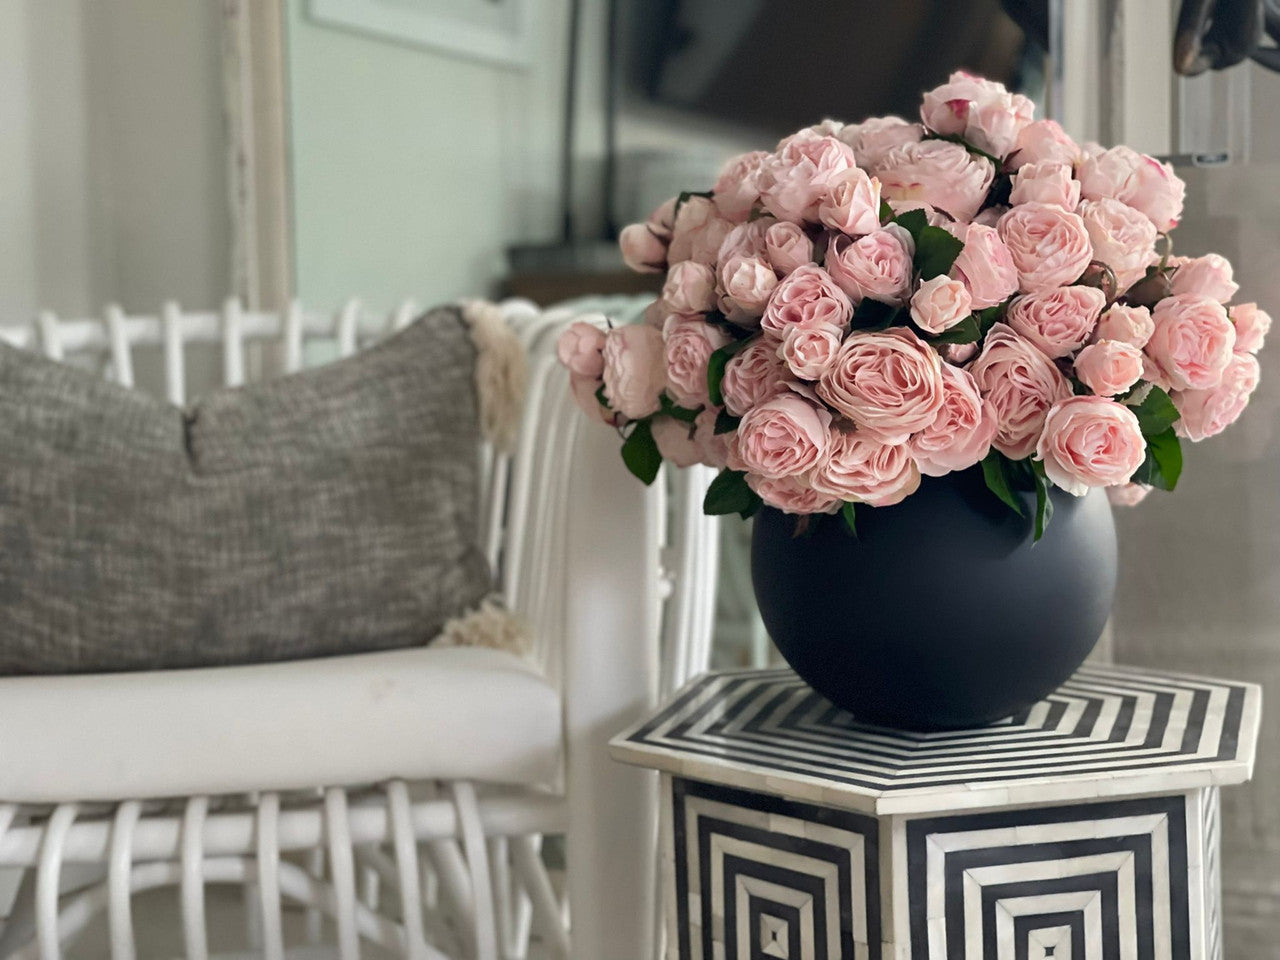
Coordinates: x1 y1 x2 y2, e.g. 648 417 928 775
610 664 1261 960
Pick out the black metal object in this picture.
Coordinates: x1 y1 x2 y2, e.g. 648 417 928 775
750 466 1118 731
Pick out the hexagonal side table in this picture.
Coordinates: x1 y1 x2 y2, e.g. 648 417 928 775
610 664 1261 960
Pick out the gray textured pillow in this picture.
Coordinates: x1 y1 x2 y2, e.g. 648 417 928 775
0 305 509 674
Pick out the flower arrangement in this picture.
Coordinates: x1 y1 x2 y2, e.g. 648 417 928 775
557 72 1269 539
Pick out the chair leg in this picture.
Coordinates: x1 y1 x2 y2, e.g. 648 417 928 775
0 869 36 959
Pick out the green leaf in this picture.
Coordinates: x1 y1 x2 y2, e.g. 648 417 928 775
594 384 611 410
1128 385 1181 436
660 394 701 423
974 301 1008 335
850 299 903 331
702 468 762 518
840 501 858 537
706 338 752 407
981 451 1026 517
620 419 662 486
892 208 929 239
913 224 966 280
927 314 981 345
1030 461 1054 543
1131 427 1183 491
714 409 741 434
879 198 895 225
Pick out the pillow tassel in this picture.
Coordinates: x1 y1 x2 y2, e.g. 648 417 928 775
460 300 527 453
436 597 531 658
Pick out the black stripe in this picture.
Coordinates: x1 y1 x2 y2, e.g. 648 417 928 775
906 795 1190 960
676 777 880 960
748 899 802 960
1012 911 1086 960
722 854 828 960
980 873 1120 960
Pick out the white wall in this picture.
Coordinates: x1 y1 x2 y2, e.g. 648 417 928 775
284 0 575 311
0 0 230 323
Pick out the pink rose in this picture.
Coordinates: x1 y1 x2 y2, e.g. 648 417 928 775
804 119 846 138
1107 483 1152 507
969 322 1072 459
840 116 924 170
712 150 770 222
757 134 857 223
1076 145 1143 201
1231 303 1271 354
717 219 774 262
1093 304 1154 348
910 276 973 334
1170 254 1239 303
1073 340 1144 396
760 264 853 338
1146 293 1236 390
647 197 677 237
1008 119 1080 171
569 373 618 426
778 325 842 380
652 410 729 469
1009 161 1081 210
1126 154 1186 232
661 260 717 315
816 327 946 444
764 221 815 276
720 338 792 416
919 71 1034 158
825 226 915 305
557 319 607 378
946 342 979 364
1173 351 1260 441
601 324 667 419
1077 198 1158 292
619 222 668 274
809 427 921 506
747 474 840 515
1077 146 1185 231
1006 286 1106 359
1142 354 1173 392
818 167 882 236
667 196 734 265
651 415 701 468
910 363 998 476
876 140 995 223
718 255 779 319
998 203 1094 293
1036 396 1146 495
662 315 730 408
736 393 832 479
949 223 1018 309
693 407 729 469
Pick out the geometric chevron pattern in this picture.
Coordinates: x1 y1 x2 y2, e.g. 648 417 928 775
619 666 1261 960
616 664 1259 814
670 777 881 960
905 794 1192 959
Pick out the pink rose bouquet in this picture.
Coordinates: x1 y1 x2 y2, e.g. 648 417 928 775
559 73 1266 540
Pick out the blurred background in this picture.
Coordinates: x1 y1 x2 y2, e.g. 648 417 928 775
1 0 1278 953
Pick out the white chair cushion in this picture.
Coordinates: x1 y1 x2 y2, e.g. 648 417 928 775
0 647 561 803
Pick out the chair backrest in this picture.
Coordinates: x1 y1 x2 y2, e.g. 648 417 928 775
0 296 719 698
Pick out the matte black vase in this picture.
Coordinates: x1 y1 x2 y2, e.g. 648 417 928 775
750 466 1117 731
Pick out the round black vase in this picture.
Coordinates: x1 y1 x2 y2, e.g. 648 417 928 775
750 467 1117 731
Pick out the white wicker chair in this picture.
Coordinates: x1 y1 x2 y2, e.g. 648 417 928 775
0 296 719 960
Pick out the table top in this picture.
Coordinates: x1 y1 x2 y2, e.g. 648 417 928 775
610 663 1262 815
